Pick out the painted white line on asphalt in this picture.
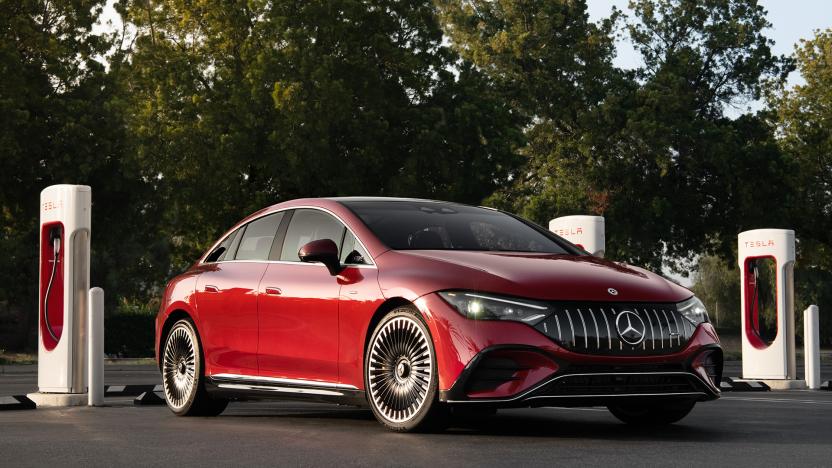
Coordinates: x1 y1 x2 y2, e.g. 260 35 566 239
545 407 607 412
722 396 832 405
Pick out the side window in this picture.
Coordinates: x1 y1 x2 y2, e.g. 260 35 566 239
280 209 346 262
204 229 239 263
340 231 370 265
234 213 284 261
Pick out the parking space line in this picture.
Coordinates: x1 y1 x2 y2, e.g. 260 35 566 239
722 396 832 405
545 407 608 412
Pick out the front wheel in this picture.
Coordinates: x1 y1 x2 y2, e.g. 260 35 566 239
162 319 228 416
365 306 448 432
607 399 696 426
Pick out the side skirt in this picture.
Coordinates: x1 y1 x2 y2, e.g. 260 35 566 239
205 374 368 407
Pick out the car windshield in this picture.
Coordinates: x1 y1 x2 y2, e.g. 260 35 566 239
341 200 575 254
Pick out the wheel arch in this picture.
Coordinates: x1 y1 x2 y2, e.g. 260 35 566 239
157 309 193 371
363 297 415 360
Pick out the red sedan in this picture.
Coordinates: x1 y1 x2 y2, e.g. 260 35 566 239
155 197 722 431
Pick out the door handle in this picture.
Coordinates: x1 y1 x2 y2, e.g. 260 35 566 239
264 287 282 296
204 285 220 293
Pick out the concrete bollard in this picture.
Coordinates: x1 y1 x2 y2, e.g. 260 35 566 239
88 287 104 406
804 305 821 390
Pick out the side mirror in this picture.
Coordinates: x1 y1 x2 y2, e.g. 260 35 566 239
298 239 343 276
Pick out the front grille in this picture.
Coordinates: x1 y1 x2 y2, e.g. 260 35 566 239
534 303 695 355
535 373 701 397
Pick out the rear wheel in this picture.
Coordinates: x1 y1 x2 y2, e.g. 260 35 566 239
607 400 696 426
162 319 228 416
365 306 448 432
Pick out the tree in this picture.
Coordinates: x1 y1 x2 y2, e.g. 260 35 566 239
440 0 789 271
0 0 144 350
770 28 832 344
691 255 740 330
119 0 524 271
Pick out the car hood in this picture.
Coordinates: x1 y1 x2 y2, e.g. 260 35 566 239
392 250 692 303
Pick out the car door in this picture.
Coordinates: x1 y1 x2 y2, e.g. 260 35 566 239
257 208 345 383
194 212 284 376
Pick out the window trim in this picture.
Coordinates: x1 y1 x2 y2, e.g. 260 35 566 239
199 205 376 269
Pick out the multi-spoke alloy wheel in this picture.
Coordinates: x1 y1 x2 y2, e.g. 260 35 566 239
163 323 197 410
161 319 228 416
366 307 445 431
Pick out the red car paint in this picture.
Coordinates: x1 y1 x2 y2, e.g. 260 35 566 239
155 198 721 403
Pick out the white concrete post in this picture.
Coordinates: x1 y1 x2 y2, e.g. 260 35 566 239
88 287 104 406
804 305 821 390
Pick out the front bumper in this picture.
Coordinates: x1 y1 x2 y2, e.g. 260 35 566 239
415 293 722 407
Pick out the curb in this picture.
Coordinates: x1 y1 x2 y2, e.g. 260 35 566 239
0 395 36 411
720 377 770 392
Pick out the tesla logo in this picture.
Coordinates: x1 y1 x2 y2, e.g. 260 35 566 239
744 240 775 248
607 288 618 296
553 227 583 237
42 200 63 212
616 311 646 346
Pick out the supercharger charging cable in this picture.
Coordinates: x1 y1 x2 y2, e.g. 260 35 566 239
43 227 62 343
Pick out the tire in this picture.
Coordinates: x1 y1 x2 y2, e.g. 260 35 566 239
364 306 448 432
607 399 696 426
161 319 228 416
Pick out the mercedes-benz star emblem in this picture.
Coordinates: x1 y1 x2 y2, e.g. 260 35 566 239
615 310 646 346
607 288 618 296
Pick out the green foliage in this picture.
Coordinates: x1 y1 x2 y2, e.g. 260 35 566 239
1 1 831 353
691 255 741 330
0 0 156 350
769 28 832 344
118 0 525 271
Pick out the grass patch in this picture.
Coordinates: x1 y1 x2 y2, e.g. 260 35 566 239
0 352 37 365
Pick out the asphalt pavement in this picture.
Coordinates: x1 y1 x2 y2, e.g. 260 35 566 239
1 363 831 467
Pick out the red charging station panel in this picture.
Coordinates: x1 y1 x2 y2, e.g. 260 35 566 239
40 221 64 350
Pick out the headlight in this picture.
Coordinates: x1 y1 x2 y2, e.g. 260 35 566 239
677 296 710 325
438 291 551 325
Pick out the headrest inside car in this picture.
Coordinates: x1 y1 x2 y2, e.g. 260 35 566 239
409 230 444 249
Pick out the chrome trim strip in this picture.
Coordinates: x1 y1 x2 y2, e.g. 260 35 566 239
670 310 681 345
216 383 344 397
565 310 576 347
211 373 359 391
660 309 672 347
643 307 655 350
576 309 588 348
523 391 707 402
444 371 716 404
652 309 663 349
588 308 600 349
600 308 612 350
555 314 562 342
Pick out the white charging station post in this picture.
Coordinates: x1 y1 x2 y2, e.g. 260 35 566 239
549 215 605 257
88 287 105 406
804 305 821 390
28 185 92 407
738 229 803 388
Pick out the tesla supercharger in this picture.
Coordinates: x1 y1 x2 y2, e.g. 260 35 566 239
549 215 605 257
738 229 797 382
36 184 91 395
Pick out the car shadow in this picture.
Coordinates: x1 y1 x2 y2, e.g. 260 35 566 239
223 403 726 442
446 411 723 441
